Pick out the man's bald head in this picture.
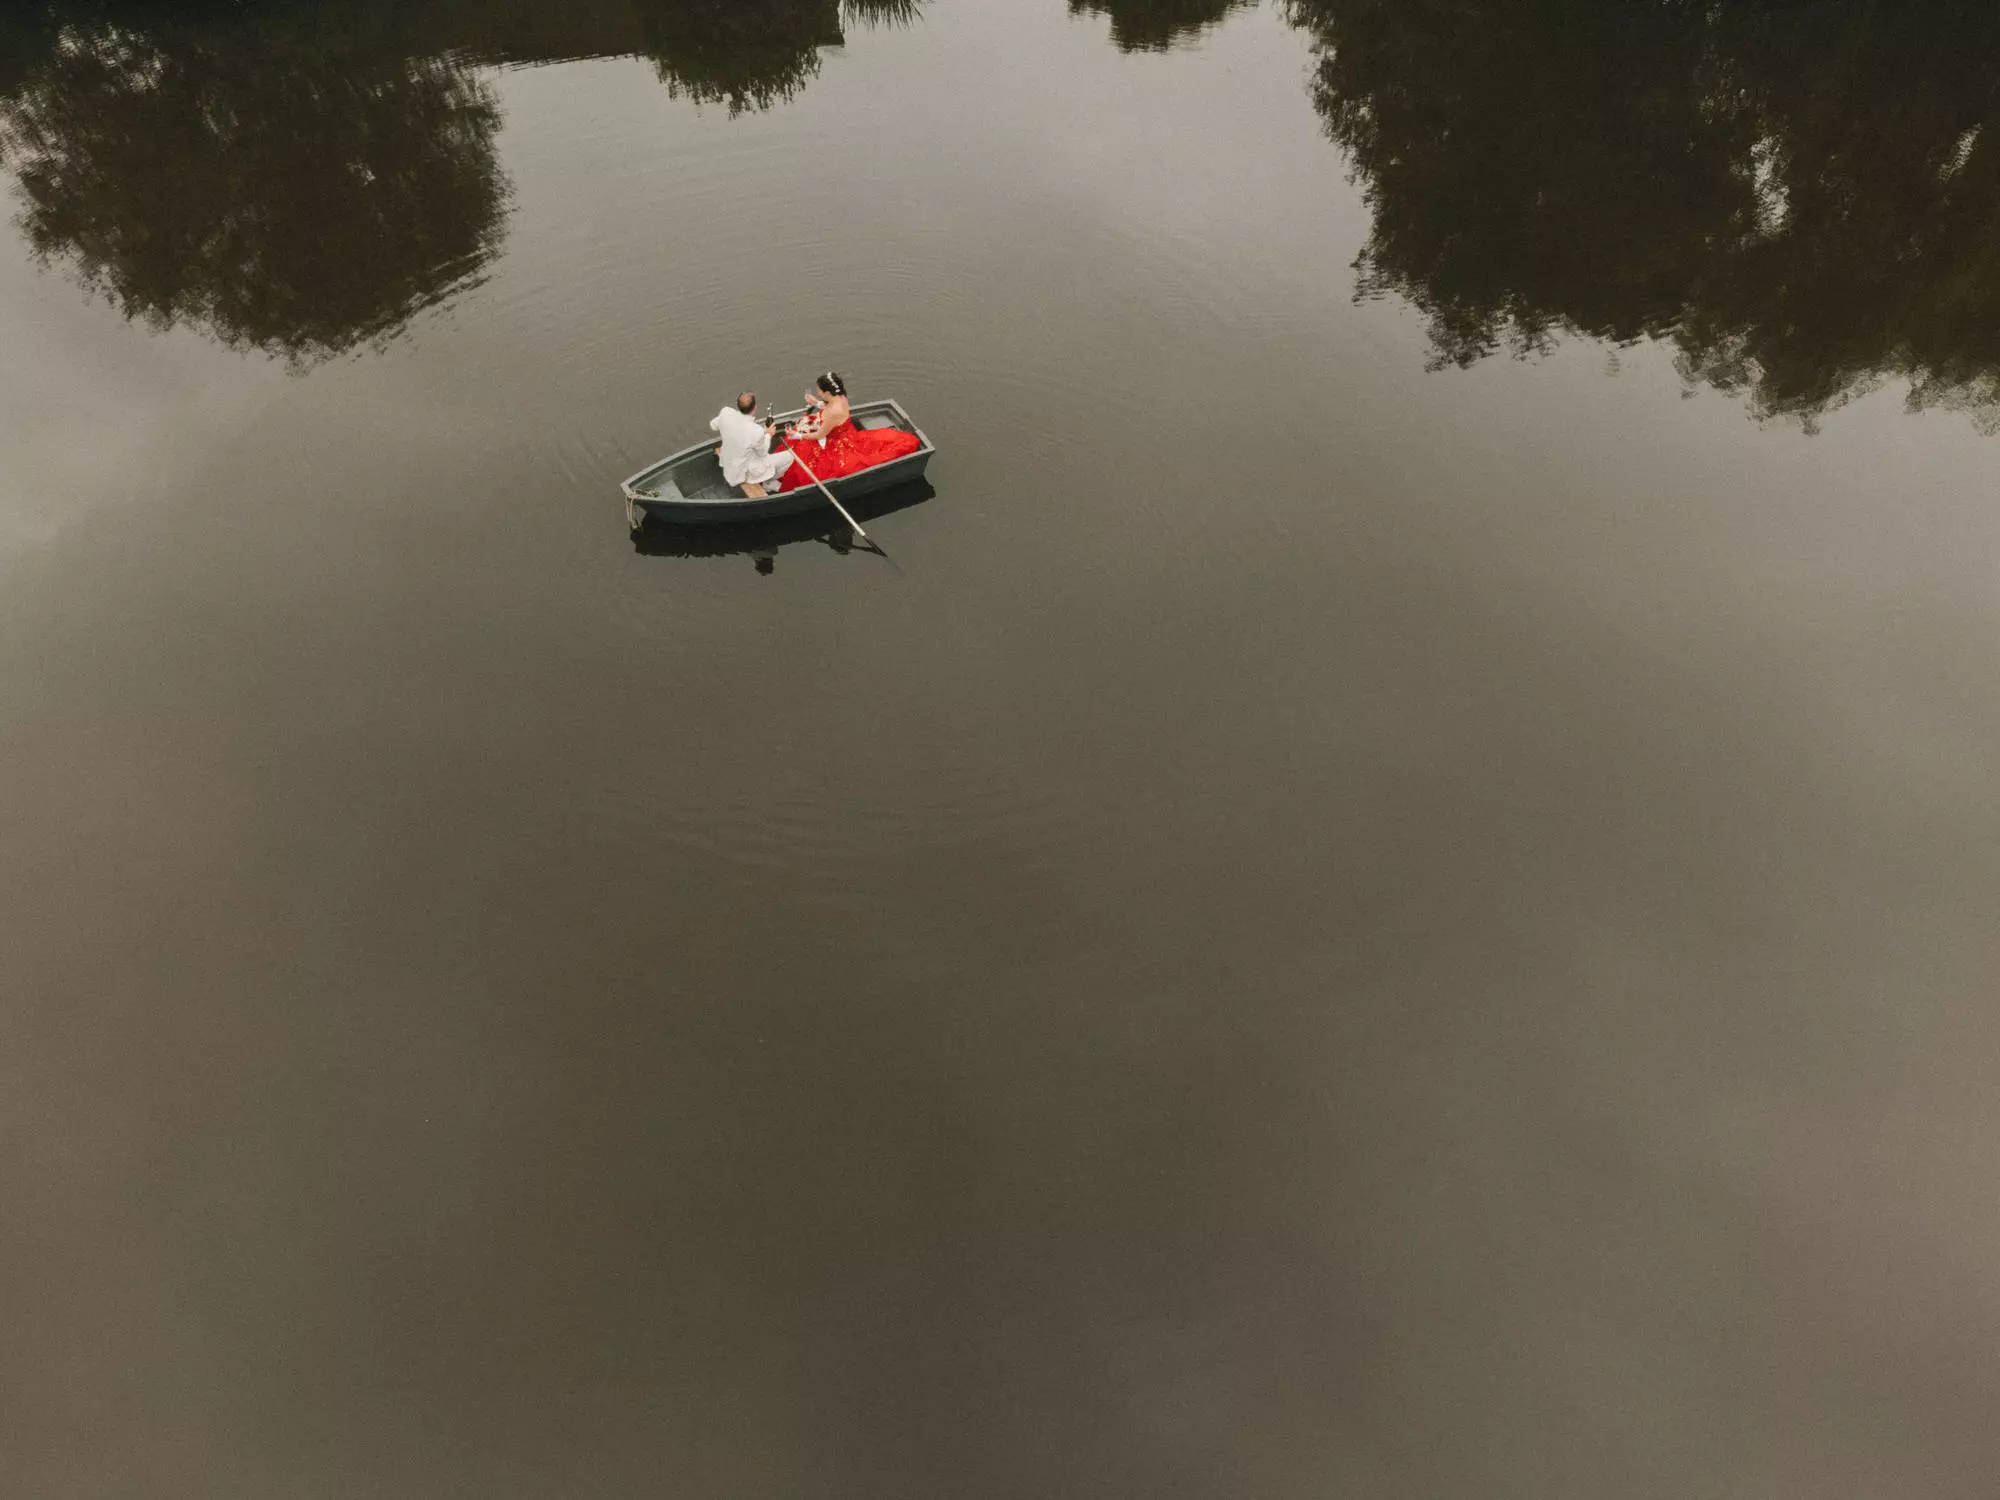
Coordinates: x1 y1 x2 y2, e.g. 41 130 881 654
737 391 757 414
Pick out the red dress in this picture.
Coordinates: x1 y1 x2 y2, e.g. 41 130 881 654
775 413 922 492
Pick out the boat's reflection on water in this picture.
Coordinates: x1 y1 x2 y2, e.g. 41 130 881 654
627 479 936 575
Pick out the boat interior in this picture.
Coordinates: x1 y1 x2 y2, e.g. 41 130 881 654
631 403 921 500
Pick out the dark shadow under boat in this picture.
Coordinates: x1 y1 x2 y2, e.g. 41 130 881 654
628 478 935 569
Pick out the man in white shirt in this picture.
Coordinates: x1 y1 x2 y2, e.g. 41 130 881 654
711 391 796 498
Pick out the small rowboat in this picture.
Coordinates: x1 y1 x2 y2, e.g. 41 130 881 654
621 397 934 527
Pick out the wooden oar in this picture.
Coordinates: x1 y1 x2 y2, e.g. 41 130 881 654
782 441 875 547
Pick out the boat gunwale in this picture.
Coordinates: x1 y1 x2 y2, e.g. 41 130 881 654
620 397 933 512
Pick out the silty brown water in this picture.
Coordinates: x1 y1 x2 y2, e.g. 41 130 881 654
6 2 2000 1494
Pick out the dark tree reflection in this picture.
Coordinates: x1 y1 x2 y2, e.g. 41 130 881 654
0 0 927 356
1288 0 2000 426
636 0 841 115
1070 0 1251 53
639 0 923 115
844 0 925 29
0 11 506 361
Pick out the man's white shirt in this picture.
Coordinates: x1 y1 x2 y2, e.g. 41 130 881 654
712 406 784 487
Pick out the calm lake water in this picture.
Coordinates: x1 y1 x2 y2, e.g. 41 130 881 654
7 2 2000 1495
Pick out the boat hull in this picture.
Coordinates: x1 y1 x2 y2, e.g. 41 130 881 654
631 448 931 524
622 398 934 526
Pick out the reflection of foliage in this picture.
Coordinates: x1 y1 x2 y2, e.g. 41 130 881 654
0 11 61 97
636 0 928 115
843 0 923 28
0 14 506 361
1070 0 1250 52
0 0 929 357
635 0 843 116
1288 0 2000 427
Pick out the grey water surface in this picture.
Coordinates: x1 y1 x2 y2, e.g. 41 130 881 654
6 2 2000 1495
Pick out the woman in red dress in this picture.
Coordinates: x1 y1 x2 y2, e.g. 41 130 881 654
774 371 921 491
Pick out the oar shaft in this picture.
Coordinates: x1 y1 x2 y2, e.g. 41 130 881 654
787 445 872 544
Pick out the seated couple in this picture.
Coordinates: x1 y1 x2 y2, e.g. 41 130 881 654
710 372 919 498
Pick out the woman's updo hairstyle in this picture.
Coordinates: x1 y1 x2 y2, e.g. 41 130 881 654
817 371 847 398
